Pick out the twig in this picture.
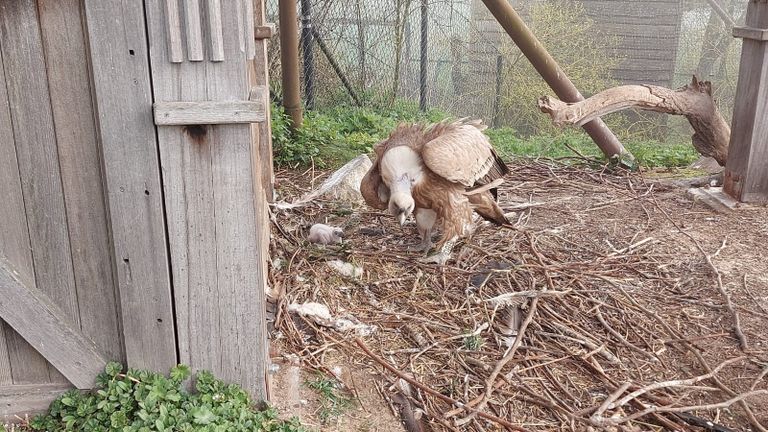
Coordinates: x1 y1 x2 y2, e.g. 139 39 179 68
609 356 745 410
596 390 768 427
596 307 657 362
354 337 531 432
651 196 749 351
455 234 547 426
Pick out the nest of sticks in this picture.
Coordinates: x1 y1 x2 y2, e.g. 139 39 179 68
269 159 768 431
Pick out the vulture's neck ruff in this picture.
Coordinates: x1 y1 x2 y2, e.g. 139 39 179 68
380 145 422 225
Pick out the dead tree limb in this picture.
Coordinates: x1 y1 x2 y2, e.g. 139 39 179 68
538 76 731 166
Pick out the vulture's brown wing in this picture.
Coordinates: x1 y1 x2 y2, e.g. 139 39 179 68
360 161 389 210
421 120 507 187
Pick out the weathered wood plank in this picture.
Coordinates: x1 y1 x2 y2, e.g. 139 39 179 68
38 0 124 364
206 0 225 61
153 100 266 125
0 261 108 389
254 23 276 40
0 321 10 385
0 25 31 388
244 0 256 59
183 0 204 61
250 0 275 203
83 0 178 372
0 0 81 385
724 0 768 203
734 26 768 41
145 0 268 400
0 383 72 418
165 0 184 62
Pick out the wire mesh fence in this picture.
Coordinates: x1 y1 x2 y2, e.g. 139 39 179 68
267 0 746 139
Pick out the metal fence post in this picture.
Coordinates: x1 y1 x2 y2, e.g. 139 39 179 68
419 0 427 111
493 55 503 128
279 0 303 129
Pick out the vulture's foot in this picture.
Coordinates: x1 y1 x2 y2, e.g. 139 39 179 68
418 236 457 265
407 237 433 253
418 251 451 265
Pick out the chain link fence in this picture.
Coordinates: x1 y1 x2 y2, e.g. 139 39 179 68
267 0 746 139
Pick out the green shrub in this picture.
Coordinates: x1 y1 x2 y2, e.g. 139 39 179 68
28 363 305 432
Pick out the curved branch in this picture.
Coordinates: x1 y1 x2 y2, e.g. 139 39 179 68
538 76 731 166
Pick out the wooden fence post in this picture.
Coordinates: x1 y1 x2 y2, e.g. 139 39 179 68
724 0 768 203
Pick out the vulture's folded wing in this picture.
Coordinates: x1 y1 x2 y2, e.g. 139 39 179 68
360 163 389 210
421 120 508 187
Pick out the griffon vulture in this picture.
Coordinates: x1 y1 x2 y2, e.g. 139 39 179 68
360 118 509 264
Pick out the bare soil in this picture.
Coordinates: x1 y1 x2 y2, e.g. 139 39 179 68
267 160 768 431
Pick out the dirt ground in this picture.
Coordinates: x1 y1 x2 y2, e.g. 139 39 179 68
267 160 768 431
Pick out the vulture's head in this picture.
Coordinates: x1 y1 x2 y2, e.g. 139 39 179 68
388 192 415 226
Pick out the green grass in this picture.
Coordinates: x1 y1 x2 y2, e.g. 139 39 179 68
306 374 354 424
272 104 700 169
486 128 699 168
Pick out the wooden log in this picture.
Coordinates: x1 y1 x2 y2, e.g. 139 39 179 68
538 76 731 166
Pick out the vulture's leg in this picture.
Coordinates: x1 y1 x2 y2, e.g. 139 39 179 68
408 208 436 253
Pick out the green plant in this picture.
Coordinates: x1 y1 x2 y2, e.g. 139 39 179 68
270 101 449 168
28 362 306 432
463 334 484 351
306 374 354 424
487 129 698 168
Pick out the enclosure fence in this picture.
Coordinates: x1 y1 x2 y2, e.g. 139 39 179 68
267 0 746 139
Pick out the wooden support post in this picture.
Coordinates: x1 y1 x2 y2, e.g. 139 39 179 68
724 0 768 203
279 0 303 130
480 0 630 164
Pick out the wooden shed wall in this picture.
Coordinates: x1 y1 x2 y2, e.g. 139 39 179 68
579 0 682 87
465 0 682 119
0 0 123 411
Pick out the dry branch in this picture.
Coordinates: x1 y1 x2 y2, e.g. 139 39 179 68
538 76 731 165
354 337 531 432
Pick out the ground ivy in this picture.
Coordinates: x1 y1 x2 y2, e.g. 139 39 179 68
28 363 305 432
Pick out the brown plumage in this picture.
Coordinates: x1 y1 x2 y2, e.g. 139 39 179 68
360 118 509 264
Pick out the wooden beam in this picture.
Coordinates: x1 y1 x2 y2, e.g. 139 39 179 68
254 23 275 40
153 100 266 126
0 261 107 389
1 383 72 418
733 26 768 41
83 0 178 373
724 0 768 203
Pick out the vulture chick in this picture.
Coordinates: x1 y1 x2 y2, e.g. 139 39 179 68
360 118 509 264
308 224 344 245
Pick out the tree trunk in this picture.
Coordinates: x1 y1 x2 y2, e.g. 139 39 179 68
538 76 730 166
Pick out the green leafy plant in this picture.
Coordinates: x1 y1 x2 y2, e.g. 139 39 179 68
28 362 306 432
306 374 354 424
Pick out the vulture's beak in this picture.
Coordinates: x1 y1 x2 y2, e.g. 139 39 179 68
398 212 407 227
